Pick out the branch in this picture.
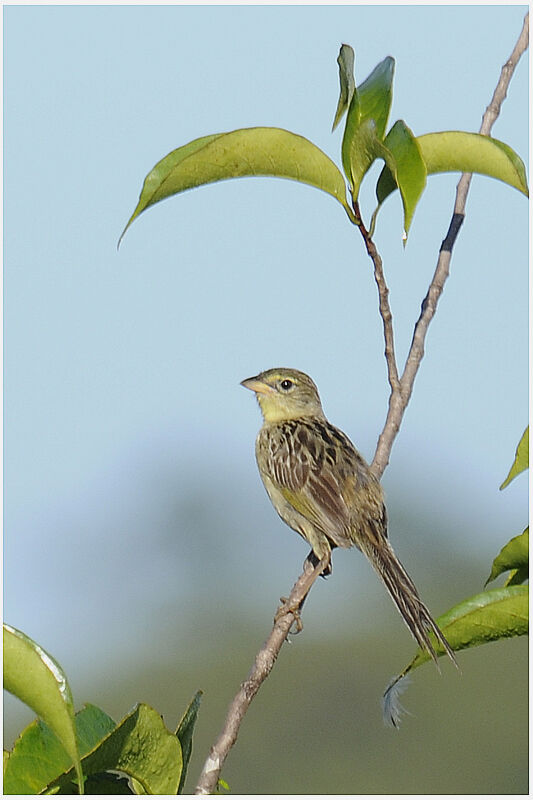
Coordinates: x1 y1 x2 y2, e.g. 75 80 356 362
370 11 529 479
354 203 401 398
194 555 329 795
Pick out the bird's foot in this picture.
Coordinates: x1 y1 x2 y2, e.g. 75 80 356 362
274 596 304 634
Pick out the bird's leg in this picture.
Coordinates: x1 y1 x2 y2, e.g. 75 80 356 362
305 548 332 578
274 552 331 633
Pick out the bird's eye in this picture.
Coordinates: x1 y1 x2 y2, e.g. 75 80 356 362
280 379 294 391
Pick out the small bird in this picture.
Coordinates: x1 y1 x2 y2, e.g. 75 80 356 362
241 367 457 667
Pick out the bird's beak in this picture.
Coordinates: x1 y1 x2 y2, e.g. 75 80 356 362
240 376 274 395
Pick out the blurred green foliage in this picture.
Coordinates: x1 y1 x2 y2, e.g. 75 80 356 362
4 480 527 794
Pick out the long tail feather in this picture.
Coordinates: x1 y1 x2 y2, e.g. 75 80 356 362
360 537 458 668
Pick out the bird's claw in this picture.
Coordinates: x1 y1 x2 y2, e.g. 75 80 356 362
275 596 304 634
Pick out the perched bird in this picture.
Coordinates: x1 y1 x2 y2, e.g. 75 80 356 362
241 367 457 667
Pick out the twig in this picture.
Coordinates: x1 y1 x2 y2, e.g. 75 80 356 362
194 555 329 795
354 203 401 397
194 14 528 794
353 204 405 477
370 11 529 479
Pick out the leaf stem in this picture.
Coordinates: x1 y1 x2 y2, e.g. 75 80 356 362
353 198 401 399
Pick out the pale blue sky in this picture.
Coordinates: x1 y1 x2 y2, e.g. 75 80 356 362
4 4 528 727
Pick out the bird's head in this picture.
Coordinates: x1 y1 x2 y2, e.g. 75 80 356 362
241 368 325 423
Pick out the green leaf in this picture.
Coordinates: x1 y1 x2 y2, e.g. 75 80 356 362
341 85 361 184
52 704 183 795
383 585 528 725
500 426 529 489
418 131 529 195
332 44 355 132
347 119 382 195
373 120 427 239
357 56 395 141
176 690 203 794
374 130 528 214
4 705 116 795
120 127 354 243
4 719 72 794
340 57 394 193
3 625 84 794
72 704 118 755
420 585 527 663
486 528 529 586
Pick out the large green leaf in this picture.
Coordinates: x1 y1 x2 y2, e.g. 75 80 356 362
373 129 527 236
120 127 353 243
52 704 183 795
373 120 427 238
4 705 116 795
486 528 529 586
375 132 529 204
332 44 355 132
3 625 84 793
417 131 528 194
383 585 528 726
415 585 526 664
500 426 529 489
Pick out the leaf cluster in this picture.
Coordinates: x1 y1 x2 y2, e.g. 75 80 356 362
119 44 527 246
3 625 202 795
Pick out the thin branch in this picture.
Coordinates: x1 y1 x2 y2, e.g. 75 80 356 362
193 14 528 794
371 11 529 479
354 202 401 397
194 555 328 795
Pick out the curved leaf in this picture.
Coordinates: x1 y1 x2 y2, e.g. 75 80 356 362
120 127 353 243
346 119 388 198
500 426 529 489
53 703 183 795
373 130 528 233
4 704 115 795
341 84 361 184
418 131 528 195
486 528 529 586
332 44 355 132
383 585 528 726
341 56 394 191
5 719 74 794
3 624 84 793
374 120 426 239
417 585 527 666
176 690 203 794
357 56 395 141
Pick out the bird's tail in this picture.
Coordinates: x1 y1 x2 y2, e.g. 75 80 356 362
360 536 457 668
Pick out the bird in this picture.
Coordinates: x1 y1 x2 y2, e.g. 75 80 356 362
241 367 457 667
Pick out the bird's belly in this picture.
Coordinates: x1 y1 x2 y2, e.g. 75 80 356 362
260 475 349 558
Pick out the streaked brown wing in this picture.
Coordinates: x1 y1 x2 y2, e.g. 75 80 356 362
262 420 356 545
